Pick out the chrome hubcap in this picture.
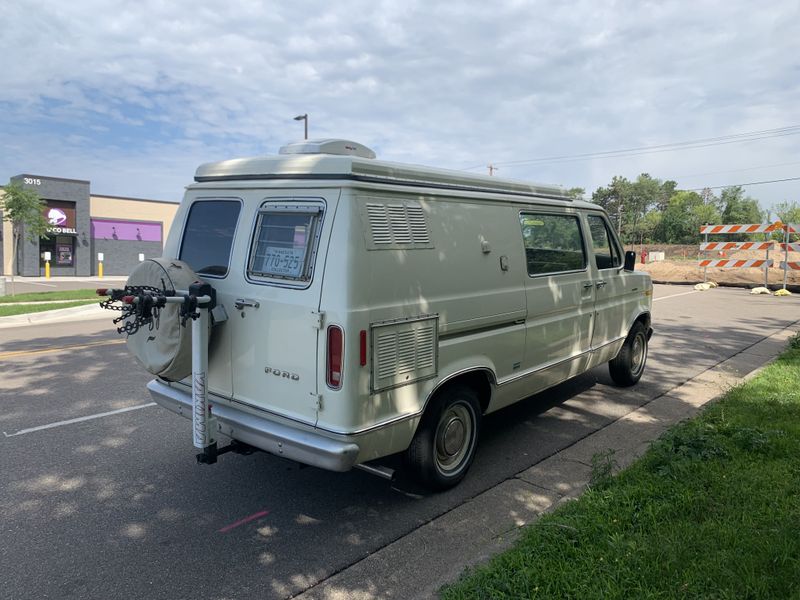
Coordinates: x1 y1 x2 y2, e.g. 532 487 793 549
631 332 646 375
435 403 474 474
443 418 466 456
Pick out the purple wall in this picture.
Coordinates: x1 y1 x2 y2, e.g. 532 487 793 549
91 218 162 242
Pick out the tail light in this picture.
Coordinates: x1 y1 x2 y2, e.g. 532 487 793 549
327 325 344 389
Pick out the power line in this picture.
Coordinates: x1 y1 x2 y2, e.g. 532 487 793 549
687 176 800 191
674 160 800 180
463 124 800 170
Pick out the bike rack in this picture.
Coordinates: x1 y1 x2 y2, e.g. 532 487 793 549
97 281 235 464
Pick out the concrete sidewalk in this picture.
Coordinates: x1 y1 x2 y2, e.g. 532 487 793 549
296 323 799 600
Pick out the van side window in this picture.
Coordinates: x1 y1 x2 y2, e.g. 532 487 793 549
248 204 324 283
519 213 586 276
179 200 241 277
587 214 621 269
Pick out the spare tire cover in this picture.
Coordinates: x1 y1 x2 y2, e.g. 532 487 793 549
124 258 207 381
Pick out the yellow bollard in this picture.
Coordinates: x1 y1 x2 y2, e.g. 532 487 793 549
45 261 51 279
98 261 103 278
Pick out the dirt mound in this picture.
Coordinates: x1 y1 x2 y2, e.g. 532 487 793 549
632 245 800 286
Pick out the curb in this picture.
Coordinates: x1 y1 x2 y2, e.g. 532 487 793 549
294 322 800 600
649 279 800 293
0 303 110 329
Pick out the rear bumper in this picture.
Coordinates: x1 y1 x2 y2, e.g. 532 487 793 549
146 379 360 472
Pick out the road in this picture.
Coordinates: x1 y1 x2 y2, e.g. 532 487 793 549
1 284 799 600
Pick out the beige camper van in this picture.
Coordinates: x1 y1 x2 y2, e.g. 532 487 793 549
109 139 653 490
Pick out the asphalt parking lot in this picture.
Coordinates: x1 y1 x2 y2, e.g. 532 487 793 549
1 283 799 600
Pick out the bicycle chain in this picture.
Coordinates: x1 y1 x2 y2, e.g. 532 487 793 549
99 284 170 336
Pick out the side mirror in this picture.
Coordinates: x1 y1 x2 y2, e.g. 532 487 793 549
624 251 636 272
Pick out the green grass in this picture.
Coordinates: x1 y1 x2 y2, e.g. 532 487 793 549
0 299 99 317
0 288 100 303
442 343 800 600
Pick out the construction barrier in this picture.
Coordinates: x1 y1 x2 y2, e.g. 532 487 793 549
699 221 800 290
699 241 774 251
698 259 773 268
700 223 782 234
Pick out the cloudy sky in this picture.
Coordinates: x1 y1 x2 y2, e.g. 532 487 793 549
2 0 799 209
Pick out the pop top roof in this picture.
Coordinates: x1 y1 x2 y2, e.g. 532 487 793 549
194 139 573 201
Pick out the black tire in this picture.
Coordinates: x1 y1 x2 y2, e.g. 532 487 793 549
404 385 481 491
609 321 648 386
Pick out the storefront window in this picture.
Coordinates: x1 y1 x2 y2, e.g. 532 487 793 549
56 236 74 266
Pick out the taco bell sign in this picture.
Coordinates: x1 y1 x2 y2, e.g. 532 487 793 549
43 202 77 235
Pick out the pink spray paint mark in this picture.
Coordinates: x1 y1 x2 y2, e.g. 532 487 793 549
218 510 270 533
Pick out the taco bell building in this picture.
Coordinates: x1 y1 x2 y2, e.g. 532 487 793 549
1 174 179 277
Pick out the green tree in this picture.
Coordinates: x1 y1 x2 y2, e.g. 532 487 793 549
625 174 664 244
720 186 762 224
593 174 679 244
658 191 720 244
772 201 800 242
592 176 631 237
638 210 662 245
565 187 586 200
1 182 50 294
718 186 763 242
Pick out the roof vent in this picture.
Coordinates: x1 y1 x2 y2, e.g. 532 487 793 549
279 139 376 159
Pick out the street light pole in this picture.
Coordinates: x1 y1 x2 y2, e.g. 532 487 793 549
294 114 308 139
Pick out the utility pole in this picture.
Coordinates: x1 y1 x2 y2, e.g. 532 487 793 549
487 164 498 176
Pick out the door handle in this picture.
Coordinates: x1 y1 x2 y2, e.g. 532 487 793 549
582 282 594 290
596 281 607 289
234 298 260 310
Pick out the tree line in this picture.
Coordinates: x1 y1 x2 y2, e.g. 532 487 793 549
567 175 800 245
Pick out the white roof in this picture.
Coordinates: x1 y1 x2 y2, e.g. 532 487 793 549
194 139 574 201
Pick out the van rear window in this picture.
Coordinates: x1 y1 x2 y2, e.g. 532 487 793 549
179 200 241 277
248 203 324 284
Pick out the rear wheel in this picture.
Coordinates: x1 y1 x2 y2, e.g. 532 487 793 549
404 385 481 491
609 321 648 386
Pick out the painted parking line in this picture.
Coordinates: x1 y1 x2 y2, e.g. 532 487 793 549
0 339 125 360
13 281 58 288
653 289 699 302
219 510 271 533
2 403 157 438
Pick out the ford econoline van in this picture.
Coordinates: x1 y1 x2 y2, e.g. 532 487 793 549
113 139 653 490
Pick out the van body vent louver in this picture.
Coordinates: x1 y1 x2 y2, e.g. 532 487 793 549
371 315 439 392
364 202 433 250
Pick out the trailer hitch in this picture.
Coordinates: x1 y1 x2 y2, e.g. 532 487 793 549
196 440 258 464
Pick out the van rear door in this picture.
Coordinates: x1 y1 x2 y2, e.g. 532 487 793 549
228 191 339 426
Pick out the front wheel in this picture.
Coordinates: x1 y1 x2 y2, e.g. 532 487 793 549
609 321 648 386
404 385 481 491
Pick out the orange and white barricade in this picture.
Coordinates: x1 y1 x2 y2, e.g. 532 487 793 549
779 230 800 289
698 259 773 268
699 223 783 235
699 241 774 252
698 223 781 287
700 222 799 290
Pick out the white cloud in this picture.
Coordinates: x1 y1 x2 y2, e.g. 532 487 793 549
1 0 798 205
